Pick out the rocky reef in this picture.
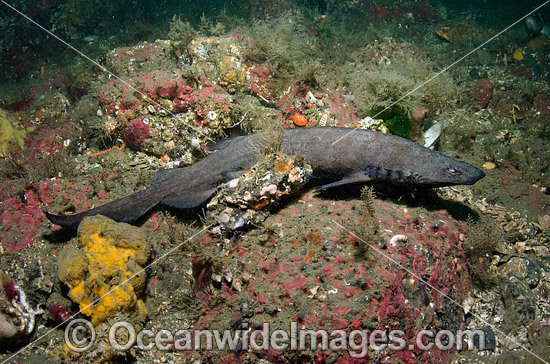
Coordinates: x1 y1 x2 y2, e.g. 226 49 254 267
1 3 550 364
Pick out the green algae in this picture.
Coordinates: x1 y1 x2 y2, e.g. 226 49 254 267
347 68 422 119
0 110 30 156
383 113 414 139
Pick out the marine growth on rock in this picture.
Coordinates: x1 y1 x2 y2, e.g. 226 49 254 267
57 215 149 325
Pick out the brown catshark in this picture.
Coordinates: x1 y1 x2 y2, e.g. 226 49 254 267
46 127 485 229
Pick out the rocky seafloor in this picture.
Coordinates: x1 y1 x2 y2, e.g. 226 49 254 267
1 2 550 364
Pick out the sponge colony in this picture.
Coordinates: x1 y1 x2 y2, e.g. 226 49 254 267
58 215 149 325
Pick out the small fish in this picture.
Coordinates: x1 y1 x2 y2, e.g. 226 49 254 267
434 28 451 42
46 127 485 229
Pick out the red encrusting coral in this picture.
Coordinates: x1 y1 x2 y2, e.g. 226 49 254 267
247 64 274 99
121 117 152 146
0 198 43 252
471 79 494 110
411 2 438 23
374 5 388 20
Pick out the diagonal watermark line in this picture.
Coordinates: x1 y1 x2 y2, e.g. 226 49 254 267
334 221 549 364
0 0 213 142
331 0 550 146
1 0 548 361
0 223 212 364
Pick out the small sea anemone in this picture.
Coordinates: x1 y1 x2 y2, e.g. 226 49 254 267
49 302 71 324
2 280 20 302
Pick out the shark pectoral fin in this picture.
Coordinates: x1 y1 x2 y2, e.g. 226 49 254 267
314 173 372 191
160 187 218 209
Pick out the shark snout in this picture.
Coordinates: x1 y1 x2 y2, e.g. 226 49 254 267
463 164 485 185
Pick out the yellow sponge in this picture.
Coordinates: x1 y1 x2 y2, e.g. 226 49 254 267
58 215 148 325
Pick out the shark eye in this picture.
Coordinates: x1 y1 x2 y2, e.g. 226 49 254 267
447 167 461 174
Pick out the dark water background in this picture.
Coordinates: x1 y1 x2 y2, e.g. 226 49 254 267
0 0 549 83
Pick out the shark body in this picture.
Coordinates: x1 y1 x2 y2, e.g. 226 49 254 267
46 127 485 229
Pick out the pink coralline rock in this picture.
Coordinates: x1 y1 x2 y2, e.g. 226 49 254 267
0 199 43 252
187 191 471 363
90 39 246 160
247 64 274 99
140 71 192 101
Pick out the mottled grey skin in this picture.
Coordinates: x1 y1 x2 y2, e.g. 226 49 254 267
46 127 485 229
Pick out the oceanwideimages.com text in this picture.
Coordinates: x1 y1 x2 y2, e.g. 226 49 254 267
66 319 486 358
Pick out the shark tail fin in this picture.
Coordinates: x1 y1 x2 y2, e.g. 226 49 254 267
45 187 161 229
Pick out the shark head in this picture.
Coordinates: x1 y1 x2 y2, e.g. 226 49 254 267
358 132 486 188
414 154 486 187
